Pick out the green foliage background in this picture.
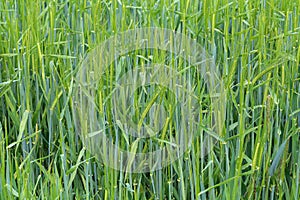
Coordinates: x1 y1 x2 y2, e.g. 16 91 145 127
0 0 299 199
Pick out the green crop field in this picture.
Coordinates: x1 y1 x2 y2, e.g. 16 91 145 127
0 0 299 199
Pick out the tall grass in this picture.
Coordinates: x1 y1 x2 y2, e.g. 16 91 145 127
0 0 299 199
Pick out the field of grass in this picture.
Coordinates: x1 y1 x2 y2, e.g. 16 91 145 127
0 0 299 199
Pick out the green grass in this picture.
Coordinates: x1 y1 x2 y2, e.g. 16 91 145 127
0 0 299 199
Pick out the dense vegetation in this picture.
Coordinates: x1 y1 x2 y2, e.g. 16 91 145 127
0 0 299 199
